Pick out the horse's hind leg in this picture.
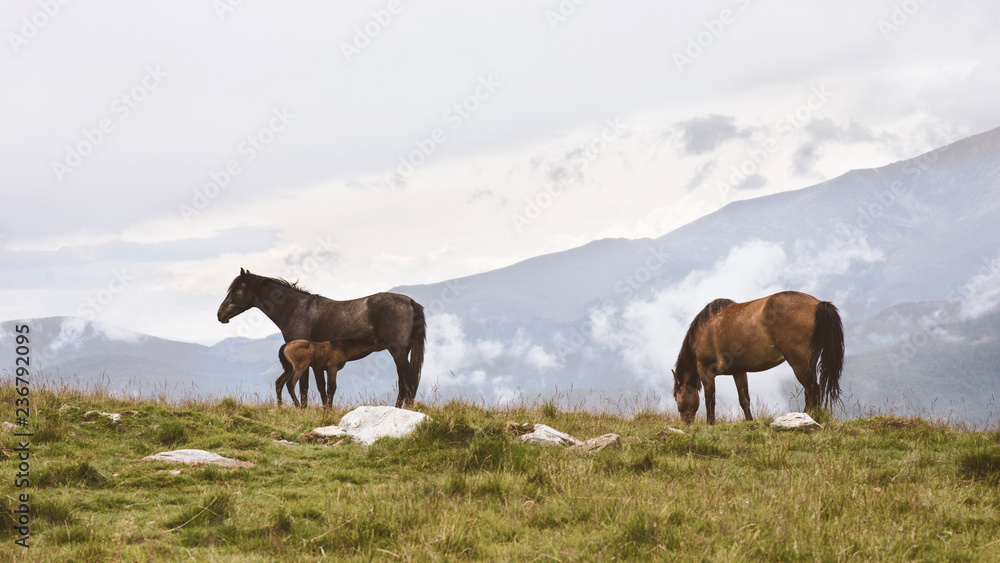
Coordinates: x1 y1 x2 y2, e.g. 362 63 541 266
391 349 414 408
787 357 820 411
287 368 306 408
733 372 753 421
275 369 291 407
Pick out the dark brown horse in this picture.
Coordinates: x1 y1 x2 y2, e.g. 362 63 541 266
672 291 844 425
276 336 381 407
217 269 426 408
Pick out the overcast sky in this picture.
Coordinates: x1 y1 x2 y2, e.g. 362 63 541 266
2 0 999 344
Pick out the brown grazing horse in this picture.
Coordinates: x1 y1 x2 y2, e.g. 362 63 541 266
217 269 425 408
276 336 381 408
672 291 844 425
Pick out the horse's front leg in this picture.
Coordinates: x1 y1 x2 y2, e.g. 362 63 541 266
733 372 753 421
275 367 292 407
700 367 717 425
324 364 341 409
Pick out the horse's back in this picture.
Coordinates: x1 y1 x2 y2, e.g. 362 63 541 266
283 339 331 365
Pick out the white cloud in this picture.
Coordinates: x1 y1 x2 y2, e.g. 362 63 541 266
525 345 559 371
47 317 88 355
419 314 560 397
475 339 504 361
959 251 1000 319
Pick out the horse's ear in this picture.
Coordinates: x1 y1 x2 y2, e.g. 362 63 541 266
240 267 246 276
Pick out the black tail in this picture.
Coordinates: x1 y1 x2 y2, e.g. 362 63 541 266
811 301 844 408
409 301 426 392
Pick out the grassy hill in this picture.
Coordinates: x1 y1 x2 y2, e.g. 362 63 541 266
2 380 999 561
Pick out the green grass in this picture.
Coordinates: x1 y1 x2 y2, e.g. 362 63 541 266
2 383 999 561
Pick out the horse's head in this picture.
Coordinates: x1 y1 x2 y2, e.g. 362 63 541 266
217 268 256 323
672 368 700 424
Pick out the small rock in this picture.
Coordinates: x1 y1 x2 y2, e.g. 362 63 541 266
1 422 18 433
569 433 622 453
666 426 686 434
770 412 821 430
274 439 298 447
141 449 253 468
516 424 582 447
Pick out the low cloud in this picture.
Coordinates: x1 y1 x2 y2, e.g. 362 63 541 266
958 251 1000 319
420 314 560 399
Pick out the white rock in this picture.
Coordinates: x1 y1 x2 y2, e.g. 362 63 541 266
141 449 252 467
770 412 821 430
1 422 19 433
309 406 430 446
516 424 582 447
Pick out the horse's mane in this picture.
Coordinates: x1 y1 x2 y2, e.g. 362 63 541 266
232 271 312 296
672 298 735 393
